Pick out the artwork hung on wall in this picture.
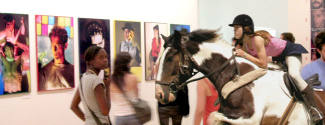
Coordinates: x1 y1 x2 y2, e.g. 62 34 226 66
114 21 142 81
144 22 168 81
310 0 324 61
170 24 190 35
78 18 110 79
36 15 74 91
0 13 30 95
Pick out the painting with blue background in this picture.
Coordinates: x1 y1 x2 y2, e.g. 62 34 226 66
170 24 190 34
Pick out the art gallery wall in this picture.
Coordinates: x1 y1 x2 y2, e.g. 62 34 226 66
199 0 312 65
0 0 199 125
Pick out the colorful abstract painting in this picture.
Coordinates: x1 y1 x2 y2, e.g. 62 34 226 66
0 13 30 95
36 15 74 91
78 18 110 79
144 22 168 81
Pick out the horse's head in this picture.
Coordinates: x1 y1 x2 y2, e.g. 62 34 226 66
155 29 223 104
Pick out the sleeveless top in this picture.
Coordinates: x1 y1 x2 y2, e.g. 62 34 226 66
110 81 137 116
203 79 220 125
246 37 287 57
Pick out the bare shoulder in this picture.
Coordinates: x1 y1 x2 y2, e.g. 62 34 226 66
124 73 138 84
253 36 265 47
253 35 264 42
197 79 209 91
125 73 137 80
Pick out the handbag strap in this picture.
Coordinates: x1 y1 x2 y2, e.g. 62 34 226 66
80 72 105 125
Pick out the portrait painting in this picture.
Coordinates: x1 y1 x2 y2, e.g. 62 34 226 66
78 18 110 79
36 15 74 91
0 13 30 95
144 22 168 81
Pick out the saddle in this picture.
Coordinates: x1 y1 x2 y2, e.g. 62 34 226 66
283 73 321 101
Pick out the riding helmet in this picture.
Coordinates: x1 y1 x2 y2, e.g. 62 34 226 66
229 14 254 35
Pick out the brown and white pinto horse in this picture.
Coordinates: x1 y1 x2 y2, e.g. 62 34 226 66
155 29 310 125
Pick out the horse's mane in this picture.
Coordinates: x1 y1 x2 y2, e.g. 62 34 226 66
189 29 220 43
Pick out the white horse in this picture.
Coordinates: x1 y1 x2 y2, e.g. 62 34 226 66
155 29 310 125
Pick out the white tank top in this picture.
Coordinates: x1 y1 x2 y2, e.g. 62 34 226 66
110 82 137 116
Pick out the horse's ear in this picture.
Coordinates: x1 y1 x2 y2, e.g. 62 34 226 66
161 34 171 48
172 30 183 49
161 34 168 42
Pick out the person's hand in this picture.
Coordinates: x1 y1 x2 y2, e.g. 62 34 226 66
234 49 247 58
103 76 110 88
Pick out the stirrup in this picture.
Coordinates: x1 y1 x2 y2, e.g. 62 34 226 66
309 106 324 122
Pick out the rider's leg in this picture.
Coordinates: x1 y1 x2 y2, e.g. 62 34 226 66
286 55 324 122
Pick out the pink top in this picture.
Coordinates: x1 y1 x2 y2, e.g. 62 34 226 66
203 79 220 125
246 37 287 57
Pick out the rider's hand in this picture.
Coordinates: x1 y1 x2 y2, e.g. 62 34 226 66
235 49 247 58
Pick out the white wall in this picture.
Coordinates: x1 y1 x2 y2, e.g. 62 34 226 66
199 0 288 43
288 0 312 65
0 0 199 125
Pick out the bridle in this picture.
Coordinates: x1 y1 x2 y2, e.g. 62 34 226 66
155 45 241 96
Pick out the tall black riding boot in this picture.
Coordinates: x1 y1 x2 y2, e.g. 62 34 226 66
302 84 324 123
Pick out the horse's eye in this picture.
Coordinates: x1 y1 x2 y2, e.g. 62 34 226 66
166 57 173 62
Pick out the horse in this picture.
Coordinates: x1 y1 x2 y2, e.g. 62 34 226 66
154 29 311 125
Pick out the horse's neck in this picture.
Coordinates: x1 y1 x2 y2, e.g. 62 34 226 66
191 41 237 91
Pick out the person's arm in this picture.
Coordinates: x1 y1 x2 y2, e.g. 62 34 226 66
70 89 85 121
15 42 29 52
94 84 109 116
236 36 268 68
103 75 111 112
194 79 207 125
301 64 313 80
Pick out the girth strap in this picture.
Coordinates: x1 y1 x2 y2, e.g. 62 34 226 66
221 68 267 99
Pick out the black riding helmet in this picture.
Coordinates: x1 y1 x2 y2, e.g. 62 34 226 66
229 14 254 35
229 14 254 47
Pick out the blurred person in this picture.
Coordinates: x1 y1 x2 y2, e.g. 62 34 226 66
71 45 111 125
110 52 142 125
38 26 74 90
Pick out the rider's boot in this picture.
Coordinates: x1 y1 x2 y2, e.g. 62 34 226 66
301 84 324 123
